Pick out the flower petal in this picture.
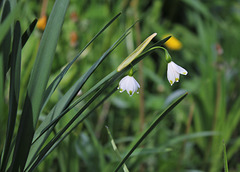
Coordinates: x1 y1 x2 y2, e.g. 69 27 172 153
172 62 188 75
167 62 176 86
118 75 140 96
174 71 180 82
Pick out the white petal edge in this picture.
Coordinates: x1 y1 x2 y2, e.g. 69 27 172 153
172 61 188 75
118 76 140 96
167 63 176 86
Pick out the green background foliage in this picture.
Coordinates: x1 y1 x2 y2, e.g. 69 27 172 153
1 0 240 171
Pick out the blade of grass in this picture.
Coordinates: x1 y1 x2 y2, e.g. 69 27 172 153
26 86 118 171
40 12 122 113
7 19 37 72
151 35 171 47
0 53 4 116
27 42 169 168
228 136 240 160
10 0 70 171
106 126 129 172
26 27 130 167
24 0 70 127
0 0 11 83
181 0 212 19
84 120 105 171
28 23 136 164
0 1 20 44
223 140 229 172
34 35 151 143
0 0 3 9
34 22 162 145
28 36 170 169
32 70 117 145
104 131 217 157
0 21 21 172
38 17 132 127
129 131 217 157
114 92 188 172
27 48 121 164
33 29 130 142
21 19 37 47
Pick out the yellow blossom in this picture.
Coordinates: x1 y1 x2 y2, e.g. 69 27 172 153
163 34 182 51
37 15 47 31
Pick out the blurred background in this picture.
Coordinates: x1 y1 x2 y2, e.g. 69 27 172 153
2 0 240 171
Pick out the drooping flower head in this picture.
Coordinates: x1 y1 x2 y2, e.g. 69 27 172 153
118 75 140 96
164 48 188 86
167 61 188 86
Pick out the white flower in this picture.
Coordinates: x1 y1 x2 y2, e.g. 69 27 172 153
118 76 140 96
167 61 188 86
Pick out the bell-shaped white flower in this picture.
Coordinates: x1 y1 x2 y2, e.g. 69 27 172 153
167 61 188 86
118 75 140 96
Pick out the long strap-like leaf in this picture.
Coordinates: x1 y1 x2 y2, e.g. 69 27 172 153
223 140 229 172
28 22 136 166
27 86 118 171
25 17 133 168
40 12 122 114
114 92 188 172
27 41 170 170
0 0 12 89
0 21 21 172
9 0 69 171
7 19 37 71
0 1 20 44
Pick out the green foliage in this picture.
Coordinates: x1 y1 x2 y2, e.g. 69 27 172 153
1 0 240 171
223 140 229 172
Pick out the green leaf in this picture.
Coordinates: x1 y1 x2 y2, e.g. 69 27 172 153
40 12 121 116
0 0 4 9
181 0 211 18
114 92 188 172
106 126 129 172
21 19 37 47
0 53 4 117
151 35 171 47
9 0 70 171
223 140 229 172
0 0 12 83
27 86 118 171
7 19 37 71
25 15 132 168
25 0 70 127
30 20 134 152
34 29 129 140
0 21 21 172
32 70 117 145
0 1 20 44
27 29 170 171
26 30 130 168
26 35 170 171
